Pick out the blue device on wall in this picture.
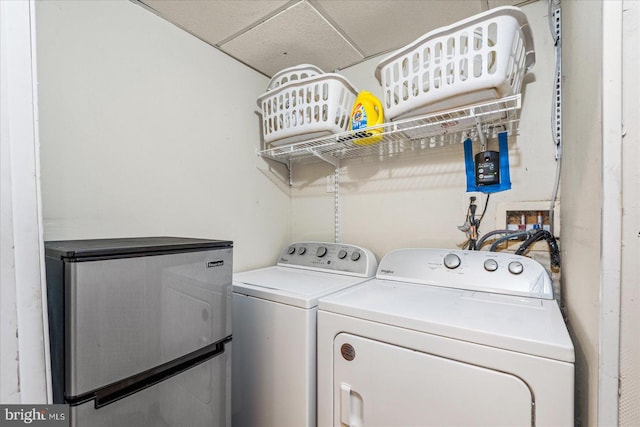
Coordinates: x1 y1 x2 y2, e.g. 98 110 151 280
464 131 511 193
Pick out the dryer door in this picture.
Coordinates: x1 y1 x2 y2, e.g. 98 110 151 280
333 333 533 427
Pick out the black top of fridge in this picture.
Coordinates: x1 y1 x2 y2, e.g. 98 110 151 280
45 236 233 261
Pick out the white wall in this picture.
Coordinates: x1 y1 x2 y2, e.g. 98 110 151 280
36 0 291 272
290 1 559 261
561 1 603 425
620 0 640 424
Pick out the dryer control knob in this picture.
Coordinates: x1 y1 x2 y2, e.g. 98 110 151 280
287 246 296 255
337 249 348 259
508 261 524 275
484 259 498 272
443 253 461 269
350 251 361 261
297 246 306 255
316 246 328 257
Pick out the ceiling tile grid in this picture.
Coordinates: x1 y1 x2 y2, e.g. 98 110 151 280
137 0 535 77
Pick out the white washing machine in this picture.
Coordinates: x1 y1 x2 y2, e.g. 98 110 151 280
317 248 574 427
232 242 378 427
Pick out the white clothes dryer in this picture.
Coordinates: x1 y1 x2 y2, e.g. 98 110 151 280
232 242 377 427
317 248 574 427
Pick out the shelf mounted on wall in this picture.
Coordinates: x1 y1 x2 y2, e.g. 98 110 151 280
257 94 522 169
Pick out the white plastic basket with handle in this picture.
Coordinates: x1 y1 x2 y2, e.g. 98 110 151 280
375 6 535 121
258 74 358 147
267 64 325 91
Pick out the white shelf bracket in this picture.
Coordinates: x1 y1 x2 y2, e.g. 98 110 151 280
474 115 488 151
308 149 340 168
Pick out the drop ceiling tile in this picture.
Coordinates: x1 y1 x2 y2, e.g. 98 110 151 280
315 0 485 57
220 1 363 77
140 0 292 45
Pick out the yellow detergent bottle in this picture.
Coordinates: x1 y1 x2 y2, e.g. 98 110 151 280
350 91 384 145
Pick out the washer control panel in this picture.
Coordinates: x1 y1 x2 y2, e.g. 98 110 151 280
376 248 554 299
278 242 377 277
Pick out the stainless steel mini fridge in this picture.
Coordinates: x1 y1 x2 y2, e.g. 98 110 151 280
45 237 233 427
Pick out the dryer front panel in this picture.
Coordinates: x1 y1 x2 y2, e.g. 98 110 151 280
333 333 533 427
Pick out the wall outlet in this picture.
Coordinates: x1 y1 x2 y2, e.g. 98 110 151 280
326 175 336 193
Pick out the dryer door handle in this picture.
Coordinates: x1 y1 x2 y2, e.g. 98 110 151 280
340 383 363 427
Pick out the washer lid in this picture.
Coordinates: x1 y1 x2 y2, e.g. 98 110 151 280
233 266 373 308
319 279 574 363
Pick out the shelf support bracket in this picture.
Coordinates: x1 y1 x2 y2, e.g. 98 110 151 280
474 115 487 152
308 149 340 168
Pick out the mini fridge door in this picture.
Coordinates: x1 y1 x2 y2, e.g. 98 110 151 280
64 246 232 399
71 345 231 427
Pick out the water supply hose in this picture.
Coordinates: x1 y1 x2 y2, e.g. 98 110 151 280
515 229 561 268
489 230 532 252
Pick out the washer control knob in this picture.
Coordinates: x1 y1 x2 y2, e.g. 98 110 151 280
443 253 461 269
508 261 524 275
350 251 361 261
287 246 296 255
316 246 328 257
483 259 498 272
337 249 348 259
296 246 306 255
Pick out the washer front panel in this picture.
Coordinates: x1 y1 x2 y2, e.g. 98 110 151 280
317 311 575 427
334 333 533 427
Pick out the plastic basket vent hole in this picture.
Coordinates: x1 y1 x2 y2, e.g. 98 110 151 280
446 62 455 85
336 107 346 127
435 42 443 65
434 66 442 89
412 52 420 73
506 56 516 87
423 47 431 70
322 104 328 122
393 86 400 105
402 58 409 78
338 88 346 105
322 83 329 101
422 71 430 93
412 76 419 97
488 51 497 74
447 38 455 60
474 27 483 50
460 58 469 81
460 33 469 55
473 54 483 78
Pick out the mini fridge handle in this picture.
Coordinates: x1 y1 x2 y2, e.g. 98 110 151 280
67 336 231 409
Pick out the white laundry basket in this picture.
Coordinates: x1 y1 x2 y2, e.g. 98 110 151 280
258 73 358 147
267 64 324 91
375 6 535 121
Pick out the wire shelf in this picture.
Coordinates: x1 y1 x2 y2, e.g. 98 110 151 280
258 94 522 166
